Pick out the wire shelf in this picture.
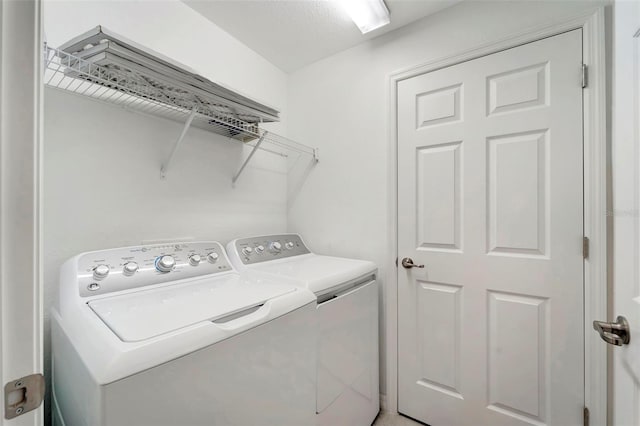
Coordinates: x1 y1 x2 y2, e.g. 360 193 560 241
43 44 318 167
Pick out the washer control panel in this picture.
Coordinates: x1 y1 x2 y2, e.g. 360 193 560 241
233 234 310 265
77 241 231 297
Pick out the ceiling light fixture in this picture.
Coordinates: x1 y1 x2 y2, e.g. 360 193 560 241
342 0 390 34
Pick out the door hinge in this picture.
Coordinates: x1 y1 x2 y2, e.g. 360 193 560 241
582 64 588 88
4 374 45 419
583 236 589 259
584 406 590 426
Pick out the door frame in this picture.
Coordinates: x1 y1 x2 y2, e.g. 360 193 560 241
0 0 44 424
385 7 607 425
611 1 640 424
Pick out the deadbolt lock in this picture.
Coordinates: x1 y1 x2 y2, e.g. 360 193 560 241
593 316 630 346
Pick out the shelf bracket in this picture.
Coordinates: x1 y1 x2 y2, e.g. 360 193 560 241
232 131 267 185
160 107 197 179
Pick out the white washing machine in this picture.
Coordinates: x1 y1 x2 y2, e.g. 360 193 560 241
51 241 317 426
227 234 379 426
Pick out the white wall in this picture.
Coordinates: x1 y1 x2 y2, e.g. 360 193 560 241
43 1 289 423
286 0 609 400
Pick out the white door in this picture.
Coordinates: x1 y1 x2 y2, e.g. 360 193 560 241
610 1 640 425
0 0 44 424
397 30 584 426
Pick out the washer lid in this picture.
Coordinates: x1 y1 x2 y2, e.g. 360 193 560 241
88 274 295 342
247 254 376 295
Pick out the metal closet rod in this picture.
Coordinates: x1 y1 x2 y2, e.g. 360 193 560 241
232 132 268 184
160 108 319 182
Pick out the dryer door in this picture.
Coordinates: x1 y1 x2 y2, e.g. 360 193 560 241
316 278 379 426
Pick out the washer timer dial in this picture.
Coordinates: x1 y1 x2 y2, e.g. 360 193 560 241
269 242 282 253
155 255 175 273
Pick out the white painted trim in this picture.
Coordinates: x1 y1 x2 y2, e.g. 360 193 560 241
581 9 608 426
0 0 44 424
386 8 608 424
610 2 640 425
384 67 399 415
379 393 388 412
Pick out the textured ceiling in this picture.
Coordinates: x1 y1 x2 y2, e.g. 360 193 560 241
183 0 461 72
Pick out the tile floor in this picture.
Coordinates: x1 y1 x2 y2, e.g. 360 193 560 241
372 411 424 426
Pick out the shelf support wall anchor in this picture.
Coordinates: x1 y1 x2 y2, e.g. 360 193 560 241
232 131 268 185
160 107 197 179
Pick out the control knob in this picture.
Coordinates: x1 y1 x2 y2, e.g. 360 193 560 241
93 264 110 280
285 241 294 250
122 262 139 276
255 245 265 254
242 246 254 256
155 255 175 273
269 242 282 253
189 254 201 266
207 252 219 263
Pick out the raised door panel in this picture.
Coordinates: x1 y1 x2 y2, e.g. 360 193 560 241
416 142 462 251
416 281 462 398
487 130 548 257
487 63 549 116
488 291 549 424
416 84 463 128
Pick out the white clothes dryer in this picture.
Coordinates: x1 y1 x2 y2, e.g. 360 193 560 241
227 234 379 426
51 241 317 426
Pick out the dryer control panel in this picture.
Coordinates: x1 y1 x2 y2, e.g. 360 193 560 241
232 234 310 265
76 242 232 297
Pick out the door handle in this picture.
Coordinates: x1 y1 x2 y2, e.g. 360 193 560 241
401 258 424 269
593 316 630 346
